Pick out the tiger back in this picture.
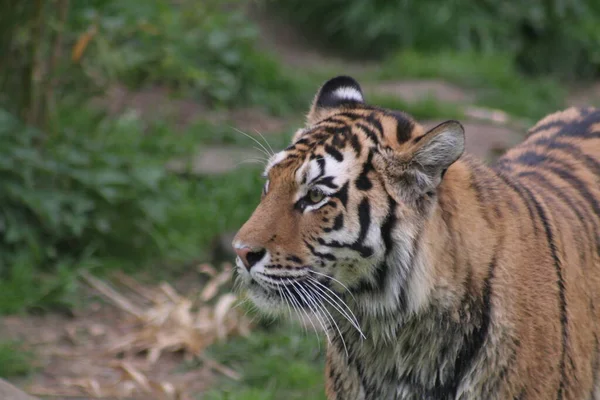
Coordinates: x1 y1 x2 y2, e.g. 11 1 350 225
232 76 600 400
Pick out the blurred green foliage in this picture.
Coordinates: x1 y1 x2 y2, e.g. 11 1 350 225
0 105 268 313
72 0 303 111
0 0 300 313
270 0 600 80
203 324 326 400
0 340 37 378
378 51 565 120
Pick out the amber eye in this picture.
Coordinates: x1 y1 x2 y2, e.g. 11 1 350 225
307 188 325 204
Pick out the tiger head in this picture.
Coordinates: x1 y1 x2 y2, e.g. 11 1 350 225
232 76 465 319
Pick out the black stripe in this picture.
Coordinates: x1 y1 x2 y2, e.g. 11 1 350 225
332 214 344 231
356 122 379 144
396 116 414 144
350 134 362 156
305 241 336 261
453 251 496 395
542 165 600 217
315 176 338 189
380 195 397 256
325 144 344 162
591 336 599 400
286 255 303 264
430 249 497 398
494 171 539 234
366 113 384 135
355 198 370 244
468 167 495 227
518 170 599 260
529 109 600 138
531 138 600 176
332 182 349 209
335 111 362 120
355 152 374 191
524 187 568 400
316 197 373 258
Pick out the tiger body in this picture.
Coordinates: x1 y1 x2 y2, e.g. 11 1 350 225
232 76 600 399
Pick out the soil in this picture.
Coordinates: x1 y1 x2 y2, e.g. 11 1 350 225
2 287 215 400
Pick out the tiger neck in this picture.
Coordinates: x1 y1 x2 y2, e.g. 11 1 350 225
330 158 508 395
347 157 505 340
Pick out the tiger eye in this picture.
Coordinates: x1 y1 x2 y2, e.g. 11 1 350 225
308 188 325 204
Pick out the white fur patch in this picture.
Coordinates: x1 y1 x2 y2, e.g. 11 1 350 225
332 86 364 103
264 151 288 176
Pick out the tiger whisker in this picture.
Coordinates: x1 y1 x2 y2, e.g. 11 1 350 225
307 277 365 339
297 279 348 358
253 128 275 157
308 269 357 303
232 297 250 311
283 281 313 338
234 158 269 168
289 279 331 345
277 286 292 320
281 282 321 350
230 126 274 157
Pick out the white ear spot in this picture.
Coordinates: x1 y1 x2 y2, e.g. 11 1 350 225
332 86 364 103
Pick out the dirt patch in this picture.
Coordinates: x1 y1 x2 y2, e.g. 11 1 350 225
567 83 600 108
1 268 251 400
97 85 288 135
3 301 214 399
366 80 476 104
166 146 265 176
246 4 375 74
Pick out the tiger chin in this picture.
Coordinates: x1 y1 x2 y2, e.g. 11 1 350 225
232 76 600 400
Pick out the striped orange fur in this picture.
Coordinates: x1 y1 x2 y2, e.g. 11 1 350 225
232 76 600 400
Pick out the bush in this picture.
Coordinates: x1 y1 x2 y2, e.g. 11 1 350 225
269 0 600 79
71 0 302 111
0 109 177 271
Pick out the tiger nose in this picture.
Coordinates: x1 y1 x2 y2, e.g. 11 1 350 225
234 245 266 270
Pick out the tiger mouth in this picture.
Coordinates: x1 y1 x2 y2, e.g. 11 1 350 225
246 276 313 309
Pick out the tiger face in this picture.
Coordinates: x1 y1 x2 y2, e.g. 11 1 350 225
232 76 464 319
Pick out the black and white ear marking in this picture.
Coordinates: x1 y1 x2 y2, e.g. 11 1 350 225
315 76 365 108
305 76 364 126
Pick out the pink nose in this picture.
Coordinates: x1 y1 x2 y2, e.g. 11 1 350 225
234 246 266 270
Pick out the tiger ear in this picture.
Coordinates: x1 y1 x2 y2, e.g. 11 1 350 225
376 120 465 202
306 76 364 126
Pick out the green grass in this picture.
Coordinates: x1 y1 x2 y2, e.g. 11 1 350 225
202 323 326 400
0 340 37 378
377 51 566 121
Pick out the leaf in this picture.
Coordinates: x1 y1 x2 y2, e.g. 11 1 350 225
72 24 98 62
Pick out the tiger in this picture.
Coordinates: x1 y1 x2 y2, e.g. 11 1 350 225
232 75 600 400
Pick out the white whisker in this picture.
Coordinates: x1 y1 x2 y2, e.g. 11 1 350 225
307 277 366 340
283 282 314 339
230 126 274 157
309 270 357 303
234 158 269 168
253 128 275 156
289 279 331 345
297 279 348 358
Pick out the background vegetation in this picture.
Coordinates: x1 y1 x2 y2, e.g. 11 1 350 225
1 0 599 398
271 0 600 79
